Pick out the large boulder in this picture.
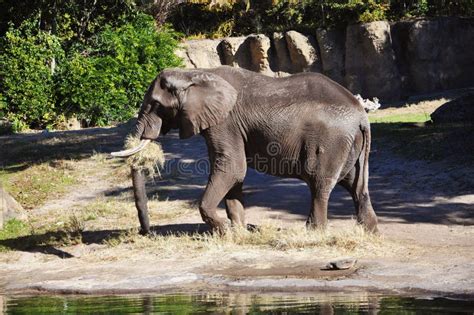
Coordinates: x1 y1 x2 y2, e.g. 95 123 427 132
272 32 292 74
0 186 26 229
316 28 345 84
218 35 273 75
285 31 321 73
345 21 401 102
431 93 474 124
218 36 248 68
176 39 223 69
246 34 273 75
402 17 474 94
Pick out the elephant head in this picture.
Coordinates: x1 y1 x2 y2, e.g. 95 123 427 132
110 69 238 233
113 69 238 156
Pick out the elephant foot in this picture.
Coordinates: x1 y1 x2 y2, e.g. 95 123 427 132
305 218 327 231
209 221 229 235
361 220 379 234
139 227 150 236
358 213 379 234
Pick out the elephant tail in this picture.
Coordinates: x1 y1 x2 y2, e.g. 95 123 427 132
359 121 371 194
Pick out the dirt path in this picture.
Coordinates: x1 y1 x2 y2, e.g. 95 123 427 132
0 103 473 298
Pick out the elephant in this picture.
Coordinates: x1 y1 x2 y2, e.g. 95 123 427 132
111 66 378 234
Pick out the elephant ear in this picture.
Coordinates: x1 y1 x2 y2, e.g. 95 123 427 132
161 70 238 139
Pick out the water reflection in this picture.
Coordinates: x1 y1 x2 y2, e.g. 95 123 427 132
3 292 473 314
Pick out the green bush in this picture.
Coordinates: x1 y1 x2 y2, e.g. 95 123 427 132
169 0 474 38
58 14 182 127
0 19 64 131
0 13 182 131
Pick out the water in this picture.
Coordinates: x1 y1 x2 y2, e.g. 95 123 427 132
3 293 474 314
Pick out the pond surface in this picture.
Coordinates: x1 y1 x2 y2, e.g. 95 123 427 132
3 293 474 314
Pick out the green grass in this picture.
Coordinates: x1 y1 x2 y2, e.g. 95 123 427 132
0 219 30 251
369 112 431 123
0 161 77 210
0 215 84 252
0 219 29 240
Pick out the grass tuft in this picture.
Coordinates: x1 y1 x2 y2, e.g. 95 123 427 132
102 221 391 259
124 136 165 177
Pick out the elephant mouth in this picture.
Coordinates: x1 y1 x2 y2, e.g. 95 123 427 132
110 139 151 157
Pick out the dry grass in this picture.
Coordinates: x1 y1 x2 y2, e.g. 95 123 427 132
102 221 394 259
72 196 195 230
124 136 165 177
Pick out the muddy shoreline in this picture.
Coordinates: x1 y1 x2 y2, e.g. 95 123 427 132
4 279 474 301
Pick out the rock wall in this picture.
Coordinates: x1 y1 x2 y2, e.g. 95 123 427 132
176 17 474 102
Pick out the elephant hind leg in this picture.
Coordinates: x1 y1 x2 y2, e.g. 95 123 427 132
339 159 378 233
306 179 336 230
225 182 246 227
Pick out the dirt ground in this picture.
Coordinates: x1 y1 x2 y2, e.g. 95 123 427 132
0 96 473 298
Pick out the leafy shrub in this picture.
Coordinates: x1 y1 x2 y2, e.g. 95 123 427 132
168 2 231 37
0 19 64 131
0 13 182 131
58 14 182 127
169 0 474 38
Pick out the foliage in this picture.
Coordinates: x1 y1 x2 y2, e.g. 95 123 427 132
0 12 182 130
0 19 64 130
170 0 474 37
58 14 182 126
0 0 138 42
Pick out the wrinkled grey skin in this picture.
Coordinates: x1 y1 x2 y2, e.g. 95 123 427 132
129 66 378 234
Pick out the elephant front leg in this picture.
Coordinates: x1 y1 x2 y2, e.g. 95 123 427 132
225 182 246 227
200 172 242 233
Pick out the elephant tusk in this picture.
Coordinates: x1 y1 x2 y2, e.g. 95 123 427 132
110 139 151 158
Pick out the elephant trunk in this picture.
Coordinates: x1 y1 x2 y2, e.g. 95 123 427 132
111 117 163 235
131 166 150 234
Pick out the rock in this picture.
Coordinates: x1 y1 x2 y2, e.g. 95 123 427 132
345 21 401 102
218 35 273 76
272 32 292 73
0 186 26 229
176 39 223 69
402 17 474 94
390 21 414 97
431 93 474 124
247 34 272 75
285 30 321 73
218 37 248 68
324 258 357 270
316 28 345 84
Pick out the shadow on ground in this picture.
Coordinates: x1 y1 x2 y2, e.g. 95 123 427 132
0 121 133 170
145 125 473 226
2 120 473 235
0 223 211 259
